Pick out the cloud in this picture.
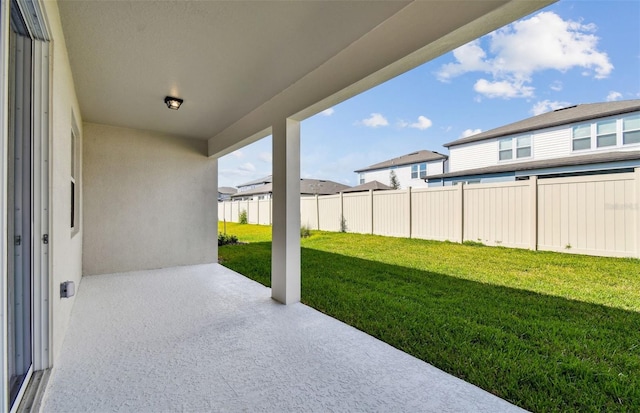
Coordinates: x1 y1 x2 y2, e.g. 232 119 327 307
474 79 534 98
396 120 409 128
360 113 389 128
320 107 335 116
606 91 623 102
238 162 256 172
530 100 571 116
258 152 272 163
460 128 482 138
230 150 244 159
550 81 563 91
410 116 433 130
436 11 613 98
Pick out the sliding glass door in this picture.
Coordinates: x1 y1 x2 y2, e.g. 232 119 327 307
7 2 33 409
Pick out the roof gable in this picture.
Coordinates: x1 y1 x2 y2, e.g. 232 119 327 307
355 150 447 173
444 100 640 148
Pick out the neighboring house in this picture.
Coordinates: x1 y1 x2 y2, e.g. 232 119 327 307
342 180 392 193
218 187 237 201
428 100 640 186
232 175 350 200
355 150 447 189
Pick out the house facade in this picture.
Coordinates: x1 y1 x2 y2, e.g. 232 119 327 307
218 187 238 201
355 150 447 189
428 100 640 186
0 0 553 410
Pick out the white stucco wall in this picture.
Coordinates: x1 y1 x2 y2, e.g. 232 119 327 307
43 0 85 365
82 123 217 276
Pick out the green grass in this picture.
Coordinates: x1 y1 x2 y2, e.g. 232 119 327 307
218 222 640 412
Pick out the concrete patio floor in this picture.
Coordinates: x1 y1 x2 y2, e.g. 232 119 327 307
41 264 525 412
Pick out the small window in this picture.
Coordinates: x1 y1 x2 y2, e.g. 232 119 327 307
572 124 591 151
623 114 640 145
411 163 427 179
596 119 617 147
516 136 531 158
359 173 365 185
499 139 512 160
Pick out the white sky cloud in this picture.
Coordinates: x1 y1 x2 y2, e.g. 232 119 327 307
460 128 482 138
320 108 335 116
230 150 244 159
410 116 433 130
258 152 272 163
360 113 389 128
238 162 256 172
437 11 613 99
474 79 534 98
531 100 571 116
550 81 563 91
606 91 623 102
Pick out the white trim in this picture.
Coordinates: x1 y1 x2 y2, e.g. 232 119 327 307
1 0 11 409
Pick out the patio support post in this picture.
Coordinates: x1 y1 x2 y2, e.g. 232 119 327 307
271 118 301 304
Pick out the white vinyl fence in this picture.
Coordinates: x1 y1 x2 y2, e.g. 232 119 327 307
219 169 640 258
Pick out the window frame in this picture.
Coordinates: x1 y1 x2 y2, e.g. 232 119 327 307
411 163 427 179
498 135 531 161
572 113 640 152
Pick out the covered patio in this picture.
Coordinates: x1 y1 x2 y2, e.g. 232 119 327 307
41 264 524 412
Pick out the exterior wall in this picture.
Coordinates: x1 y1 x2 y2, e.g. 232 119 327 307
44 0 85 365
361 160 444 189
448 140 496 172
220 169 640 258
83 123 217 275
449 111 640 174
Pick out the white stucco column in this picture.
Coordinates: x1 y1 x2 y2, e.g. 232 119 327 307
271 118 301 304
212 157 218 263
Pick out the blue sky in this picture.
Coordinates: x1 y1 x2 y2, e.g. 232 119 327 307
219 0 640 188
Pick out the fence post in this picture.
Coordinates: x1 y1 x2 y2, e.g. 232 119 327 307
458 183 464 243
340 191 344 232
530 176 538 251
315 194 320 230
408 187 412 239
370 189 374 234
636 168 640 258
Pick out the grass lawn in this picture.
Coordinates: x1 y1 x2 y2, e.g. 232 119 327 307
218 222 640 412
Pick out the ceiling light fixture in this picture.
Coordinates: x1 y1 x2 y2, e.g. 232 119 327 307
164 96 183 110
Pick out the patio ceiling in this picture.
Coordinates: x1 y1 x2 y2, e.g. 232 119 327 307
57 1 554 155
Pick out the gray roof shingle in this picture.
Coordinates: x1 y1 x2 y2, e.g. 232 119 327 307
354 150 447 173
444 100 640 148
232 179 350 197
342 180 392 193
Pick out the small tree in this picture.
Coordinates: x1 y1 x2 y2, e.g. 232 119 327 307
389 170 400 189
239 209 248 224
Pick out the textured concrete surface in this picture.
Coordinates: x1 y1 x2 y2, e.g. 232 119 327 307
41 264 526 413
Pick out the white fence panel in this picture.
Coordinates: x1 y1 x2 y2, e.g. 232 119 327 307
411 186 460 242
300 197 318 229
343 192 371 234
373 190 409 237
247 200 259 224
258 200 271 225
463 181 532 248
538 172 637 257
318 195 341 232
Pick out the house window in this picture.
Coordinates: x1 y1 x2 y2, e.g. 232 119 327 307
623 114 640 145
516 136 531 158
411 163 426 179
359 173 365 185
596 119 616 148
498 139 513 160
572 124 591 151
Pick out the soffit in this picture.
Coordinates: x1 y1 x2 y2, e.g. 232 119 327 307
57 1 410 140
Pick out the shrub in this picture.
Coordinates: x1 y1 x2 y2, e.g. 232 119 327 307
239 210 248 224
300 225 312 238
463 240 484 247
218 233 238 246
